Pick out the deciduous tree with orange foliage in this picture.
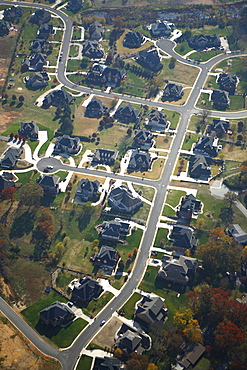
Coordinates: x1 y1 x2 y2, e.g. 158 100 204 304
214 320 244 356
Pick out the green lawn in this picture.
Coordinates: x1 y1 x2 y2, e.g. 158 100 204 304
162 204 176 217
158 59 198 87
174 42 193 56
182 133 200 150
165 190 186 208
120 292 142 319
163 109 180 130
76 355 93 370
82 292 114 317
190 49 223 62
193 357 211 370
132 184 155 202
154 228 169 248
117 229 143 270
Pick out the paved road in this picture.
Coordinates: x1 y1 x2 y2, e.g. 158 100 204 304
0 1 247 370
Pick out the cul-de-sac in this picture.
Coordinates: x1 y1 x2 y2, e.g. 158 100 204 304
0 0 247 369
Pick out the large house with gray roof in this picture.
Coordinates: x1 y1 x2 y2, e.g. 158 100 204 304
39 301 75 327
96 220 129 242
136 49 163 72
25 72 49 90
149 20 174 37
135 295 167 325
89 20 104 41
19 121 39 141
170 225 197 251
31 8 51 24
0 148 22 169
115 323 151 354
42 90 74 108
53 135 80 155
226 224 247 245
82 40 104 60
109 185 142 213
163 83 183 101
189 154 211 180
75 178 100 201
3 6 23 21
147 110 168 132
114 104 140 124
128 149 152 172
36 174 60 195
123 31 144 48
217 72 238 94
85 97 107 118
91 245 119 274
92 148 118 164
193 136 219 157
93 356 122 370
71 276 103 304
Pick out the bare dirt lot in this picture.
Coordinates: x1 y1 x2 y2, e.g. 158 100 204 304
92 316 123 349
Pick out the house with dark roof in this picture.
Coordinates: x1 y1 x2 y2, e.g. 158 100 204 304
217 72 238 95
128 149 152 172
89 20 104 41
36 174 60 195
189 154 211 180
158 255 198 287
32 8 51 24
114 104 140 124
147 110 168 132
21 53 47 72
86 65 126 88
176 343 205 369
92 245 119 274
82 40 104 60
39 301 75 327
85 97 107 118
25 71 49 90
71 276 103 303
193 136 219 157
177 194 202 219
123 31 144 48
42 90 74 108
0 148 22 169
0 21 11 37
170 225 197 251
3 6 23 21
66 0 82 13
188 34 221 50
210 89 229 109
226 224 247 245
75 178 100 201
38 23 53 39
18 121 39 141
29 39 49 54
136 49 163 72
96 220 129 242
115 323 151 355
0 173 15 192
53 135 80 155
135 295 167 325
134 130 154 149
92 148 118 164
163 83 183 101
93 356 121 370
210 119 230 137
149 20 174 37
109 185 142 213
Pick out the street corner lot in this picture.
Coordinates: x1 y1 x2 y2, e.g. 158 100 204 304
92 316 124 349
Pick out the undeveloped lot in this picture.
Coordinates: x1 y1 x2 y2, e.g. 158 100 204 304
92 316 124 349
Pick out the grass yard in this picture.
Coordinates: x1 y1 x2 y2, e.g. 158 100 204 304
69 45 79 57
220 142 247 162
67 59 82 72
229 95 245 111
188 115 214 132
120 292 141 319
116 228 143 269
196 92 212 110
76 355 93 370
112 275 126 290
190 49 223 62
174 42 193 56
192 25 232 37
193 357 211 370
162 204 176 217
116 29 154 56
158 59 199 87
82 292 114 317
182 133 200 151
130 158 164 180
154 228 170 248
164 109 180 130
155 135 173 150
115 70 149 98
165 190 186 208
132 184 155 202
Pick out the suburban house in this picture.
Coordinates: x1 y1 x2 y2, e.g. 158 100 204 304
134 130 154 149
36 174 60 195
38 23 53 39
25 72 49 90
114 104 140 124
210 89 230 109
193 136 219 157
147 110 168 132
188 34 221 50
0 173 15 192
177 194 202 219
96 220 130 242
226 224 247 245
176 343 205 369
123 31 144 48
18 120 39 141
128 149 152 172
66 0 82 13
91 245 119 274
92 148 118 164
82 40 104 60
85 97 107 118
163 83 183 101
136 49 163 72
158 255 198 287
189 154 211 180
86 64 126 88
3 6 23 21
71 276 103 303
42 89 74 108
210 119 230 137
109 185 142 213
0 148 22 169
170 225 197 251
149 20 174 37
135 295 167 325
31 8 51 24
115 323 151 354
89 20 104 41
93 356 121 370
53 135 80 155
0 21 11 37
217 72 238 94
21 53 47 72
39 301 75 327
75 178 100 201
29 39 49 54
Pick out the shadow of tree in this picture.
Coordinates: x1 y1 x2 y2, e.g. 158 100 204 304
10 210 35 238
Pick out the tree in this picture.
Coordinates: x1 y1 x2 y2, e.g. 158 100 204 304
59 117 73 135
114 347 123 359
38 220 54 239
19 183 44 211
173 307 194 330
37 206 54 224
126 353 149 370
169 57 176 69
183 319 202 343
1 186 17 202
19 95 24 103
55 242 65 258
12 94 16 101
113 15 125 29
214 320 244 357
147 364 158 370
224 191 237 209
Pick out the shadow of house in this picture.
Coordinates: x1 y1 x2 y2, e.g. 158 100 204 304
115 323 151 355
0 21 11 37
91 245 120 275
127 149 152 172
170 225 197 252
85 97 107 118
31 8 51 24
123 31 144 48
42 89 74 108
135 295 167 326
39 301 75 327
53 135 80 155
189 154 211 180
162 83 183 101
75 178 100 202
177 194 202 220
176 343 205 369
25 72 49 90
66 0 82 13
226 224 247 245
71 276 103 304
93 356 122 370
0 148 22 169
92 148 118 165
96 220 130 243
0 172 15 191
210 89 229 110
38 23 53 40
109 185 142 213
193 136 219 157
89 20 104 41
36 174 60 196
188 34 220 50
18 120 39 141
210 119 230 138
147 109 168 132
134 130 154 149
82 41 104 60
136 49 163 72
149 20 174 38
114 104 140 124
3 6 23 21
21 53 47 72
217 72 238 95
